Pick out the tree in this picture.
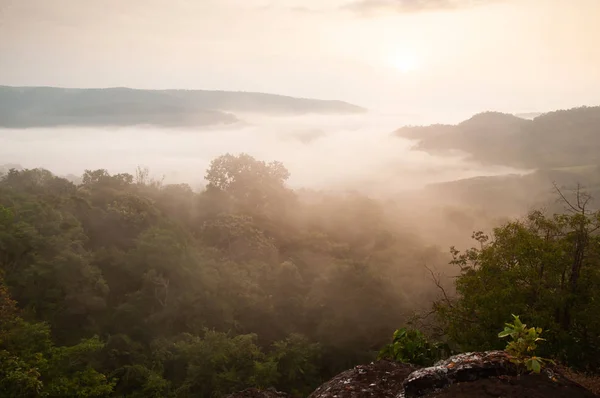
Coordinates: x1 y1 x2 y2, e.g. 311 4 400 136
82 170 133 188
200 214 276 262
0 194 108 343
268 334 322 396
0 158 458 396
169 330 277 398
434 187 600 369
0 276 114 397
204 153 292 217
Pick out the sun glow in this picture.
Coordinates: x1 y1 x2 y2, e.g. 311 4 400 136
390 53 420 73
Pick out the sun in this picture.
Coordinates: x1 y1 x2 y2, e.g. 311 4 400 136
390 53 420 73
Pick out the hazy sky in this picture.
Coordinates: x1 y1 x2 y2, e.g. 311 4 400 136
1 0 600 114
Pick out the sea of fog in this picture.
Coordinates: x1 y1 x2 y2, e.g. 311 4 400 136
0 112 526 194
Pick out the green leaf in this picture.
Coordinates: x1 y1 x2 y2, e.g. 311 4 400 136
530 358 541 373
498 331 510 338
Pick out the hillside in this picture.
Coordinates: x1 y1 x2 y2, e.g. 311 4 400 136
422 165 600 219
396 106 600 169
3 154 600 396
0 86 366 128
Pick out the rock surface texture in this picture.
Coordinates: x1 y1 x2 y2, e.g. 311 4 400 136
402 351 518 397
313 352 599 398
308 360 417 398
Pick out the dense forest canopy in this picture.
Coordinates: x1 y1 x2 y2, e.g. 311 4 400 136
0 155 451 397
3 103 600 396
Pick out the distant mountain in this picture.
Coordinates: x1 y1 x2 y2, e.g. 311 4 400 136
396 106 600 169
0 86 366 128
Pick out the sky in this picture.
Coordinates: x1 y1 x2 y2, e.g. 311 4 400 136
1 0 600 115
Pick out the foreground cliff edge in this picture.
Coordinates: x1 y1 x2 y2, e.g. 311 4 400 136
227 351 599 398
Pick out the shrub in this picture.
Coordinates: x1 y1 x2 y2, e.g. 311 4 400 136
498 314 553 373
378 328 450 367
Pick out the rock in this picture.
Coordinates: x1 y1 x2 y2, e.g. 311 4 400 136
401 350 599 398
422 371 599 398
225 387 291 398
401 351 518 397
308 360 417 398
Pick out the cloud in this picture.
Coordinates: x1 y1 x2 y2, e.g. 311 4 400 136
287 6 320 13
342 0 497 15
251 0 352 15
253 4 329 14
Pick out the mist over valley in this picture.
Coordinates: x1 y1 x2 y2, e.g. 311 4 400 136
3 1 600 396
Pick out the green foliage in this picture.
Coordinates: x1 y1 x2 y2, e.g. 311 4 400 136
268 334 322 396
1 155 444 396
498 315 552 373
0 350 44 397
171 330 275 397
4 152 600 398
0 277 114 397
434 196 600 370
378 328 449 367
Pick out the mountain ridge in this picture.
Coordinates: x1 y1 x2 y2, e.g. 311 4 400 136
0 85 366 128
395 105 600 169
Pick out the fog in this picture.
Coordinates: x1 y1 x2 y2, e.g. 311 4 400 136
2 1 600 393
0 111 525 195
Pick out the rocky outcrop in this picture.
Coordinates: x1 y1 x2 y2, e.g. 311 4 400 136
401 350 598 398
308 360 417 398
311 352 599 398
402 351 518 397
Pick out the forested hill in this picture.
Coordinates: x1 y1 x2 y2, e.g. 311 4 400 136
0 155 447 397
3 154 600 396
396 106 600 169
0 86 366 128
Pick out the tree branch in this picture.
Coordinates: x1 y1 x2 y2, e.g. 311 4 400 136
424 263 453 307
553 182 579 214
